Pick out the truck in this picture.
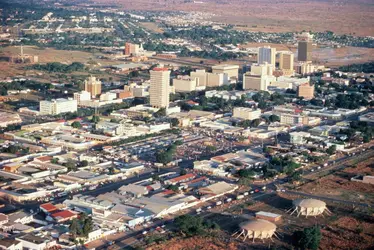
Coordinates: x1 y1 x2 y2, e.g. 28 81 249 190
236 195 244 200
216 201 222 206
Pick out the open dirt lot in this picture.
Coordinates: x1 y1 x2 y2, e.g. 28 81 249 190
139 22 164 33
94 0 374 36
299 157 374 203
0 46 117 78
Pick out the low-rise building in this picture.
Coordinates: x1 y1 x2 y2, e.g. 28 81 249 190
290 131 311 144
233 107 261 120
39 98 77 115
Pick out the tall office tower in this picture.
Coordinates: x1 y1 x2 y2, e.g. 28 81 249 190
298 32 313 62
84 76 102 98
279 51 294 70
258 46 276 66
150 68 171 108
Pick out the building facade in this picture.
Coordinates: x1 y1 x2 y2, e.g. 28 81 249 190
258 46 276 66
297 83 314 99
39 99 78 115
233 107 261 120
84 76 102 98
150 68 170 108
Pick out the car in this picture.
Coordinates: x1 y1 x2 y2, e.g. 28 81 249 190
206 206 212 210
281 189 286 192
142 231 148 235
311 169 315 172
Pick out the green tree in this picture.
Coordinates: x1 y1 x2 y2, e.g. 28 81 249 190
268 115 280 123
91 115 100 123
71 121 82 129
64 159 77 172
69 219 79 237
326 145 337 155
293 226 322 250
175 215 205 236
51 158 59 164
154 108 167 117
170 118 179 127
167 184 179 192
80 160 88 167
238 169 255 178
251 119 261 128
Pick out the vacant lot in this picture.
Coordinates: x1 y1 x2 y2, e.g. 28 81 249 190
299 157 374 203
139 22 164 33
0 46 117 78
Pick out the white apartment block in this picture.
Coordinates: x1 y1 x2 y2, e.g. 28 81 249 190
39 98 77 115
233 107 261 120
74 91 91 104
150 68 170 108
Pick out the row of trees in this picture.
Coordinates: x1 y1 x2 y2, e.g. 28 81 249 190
0 79 52 95
29 62 85 73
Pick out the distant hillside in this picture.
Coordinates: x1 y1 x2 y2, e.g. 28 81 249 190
93 0 374 36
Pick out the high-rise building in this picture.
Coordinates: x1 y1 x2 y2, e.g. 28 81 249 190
124 42 140 56
39 98 77 115
297 32 313 62
84 76 102 98
279 51 294 70
297 83 314 99
243 63 276 91
258 46 276 66
150 68 170 108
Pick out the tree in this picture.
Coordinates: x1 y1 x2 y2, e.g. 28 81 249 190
206 145 217 153
51 158 59 164
80 160 88 167
170 118 179 127
293 226 322 250
64 159 77 172
69 219 79 237
238 169 255 178
326 145 337 155
175 215 205 236
167 184 179 192
154 108 166 118
91 115 100 123
71 121 82 129
268 115 280 123
250 119 261 128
